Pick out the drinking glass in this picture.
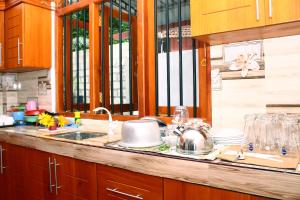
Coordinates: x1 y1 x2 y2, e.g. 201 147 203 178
243 114 256 151
254 114 277 152
173 106 189 125
280 116 299 156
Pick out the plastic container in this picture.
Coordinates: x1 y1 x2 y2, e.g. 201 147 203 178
26 101 37 111
74 111 81 126
11 111 25 121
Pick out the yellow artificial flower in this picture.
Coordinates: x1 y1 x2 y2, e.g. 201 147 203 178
45 117 55 128
38 113 55 127
58 115 68 127
38 113 47 120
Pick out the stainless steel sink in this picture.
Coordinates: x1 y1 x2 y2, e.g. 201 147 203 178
50 131 107 141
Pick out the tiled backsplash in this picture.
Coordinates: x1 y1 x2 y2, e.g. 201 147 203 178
0 70 53 114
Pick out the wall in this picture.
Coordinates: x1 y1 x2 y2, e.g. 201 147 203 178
17 70 53 111
0 70 53 114
212 35 300 131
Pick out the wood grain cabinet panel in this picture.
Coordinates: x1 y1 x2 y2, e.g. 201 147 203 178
54 155 97 200
0 144 97 200
6 144 29 200
97 165 163 200
164 179 273 200
26 149 55 200
4 3 51 71
191 0 300 41
191 0 266 36
0 11 4 69
265 0 300 25
0 142 9 200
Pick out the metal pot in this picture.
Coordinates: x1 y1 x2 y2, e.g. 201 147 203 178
173 120 213 155
120 120 162 148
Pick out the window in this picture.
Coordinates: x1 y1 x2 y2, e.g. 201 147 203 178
56 0 211 122
62 8 90 112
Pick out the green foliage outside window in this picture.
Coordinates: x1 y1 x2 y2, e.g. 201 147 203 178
70 10 130 51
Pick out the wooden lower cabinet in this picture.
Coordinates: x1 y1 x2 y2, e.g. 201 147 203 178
0 144 97 200
26 149 55 200
0 142 9 200
0 144 275 200
7 144 29 200
54 155 97 200
164 179 273 200
97 165 163 200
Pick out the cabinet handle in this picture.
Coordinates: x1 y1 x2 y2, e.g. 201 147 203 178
0 147 6 174
17 38 23 65
48 157 55 192
255 0 260 21
54 159 61 195
106 188 143 200
0 43 2 67
269 0 272 18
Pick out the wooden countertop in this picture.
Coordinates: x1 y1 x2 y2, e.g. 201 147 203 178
0 127 300 199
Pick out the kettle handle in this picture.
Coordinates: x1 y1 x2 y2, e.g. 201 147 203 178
173 125 185 137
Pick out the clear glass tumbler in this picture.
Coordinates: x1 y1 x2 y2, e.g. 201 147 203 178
243 114 256 152
280 116 299 157
173 106 189 125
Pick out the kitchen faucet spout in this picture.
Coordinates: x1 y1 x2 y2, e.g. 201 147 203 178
93 107 114 135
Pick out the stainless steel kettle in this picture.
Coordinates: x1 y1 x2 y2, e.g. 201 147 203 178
173 120 213 155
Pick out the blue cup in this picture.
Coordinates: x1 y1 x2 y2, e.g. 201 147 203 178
12 111 25 121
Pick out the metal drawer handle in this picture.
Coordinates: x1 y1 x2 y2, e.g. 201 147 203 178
54 159 62 195
256 0 260 21
269 0 272 18
106 188 143 200
48 157 55 192
17 38 23 65
0 147 6 174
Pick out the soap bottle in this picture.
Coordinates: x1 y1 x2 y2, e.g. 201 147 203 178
74 111 81 127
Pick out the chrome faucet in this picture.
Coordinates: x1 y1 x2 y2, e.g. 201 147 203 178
93 107 114 136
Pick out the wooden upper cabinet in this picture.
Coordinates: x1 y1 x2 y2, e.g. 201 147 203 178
265 0 300 25
191 0 300 40
0 11 4 69
5 3 51 71
191 0 266 36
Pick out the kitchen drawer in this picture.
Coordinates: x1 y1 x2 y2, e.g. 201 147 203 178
97 165 163 200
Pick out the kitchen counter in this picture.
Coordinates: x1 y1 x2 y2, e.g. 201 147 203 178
0 126 300 199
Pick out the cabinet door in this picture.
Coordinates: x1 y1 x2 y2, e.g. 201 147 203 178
0 142 9 200
26 148 55 200
164 179 272 200
5 3 23 68
0 11 4 69
7 144 29 200
191 0 266 36
265 0 300 25
4 3 51 70
22 3 51 68
54 155 97 200
98 165 163 200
